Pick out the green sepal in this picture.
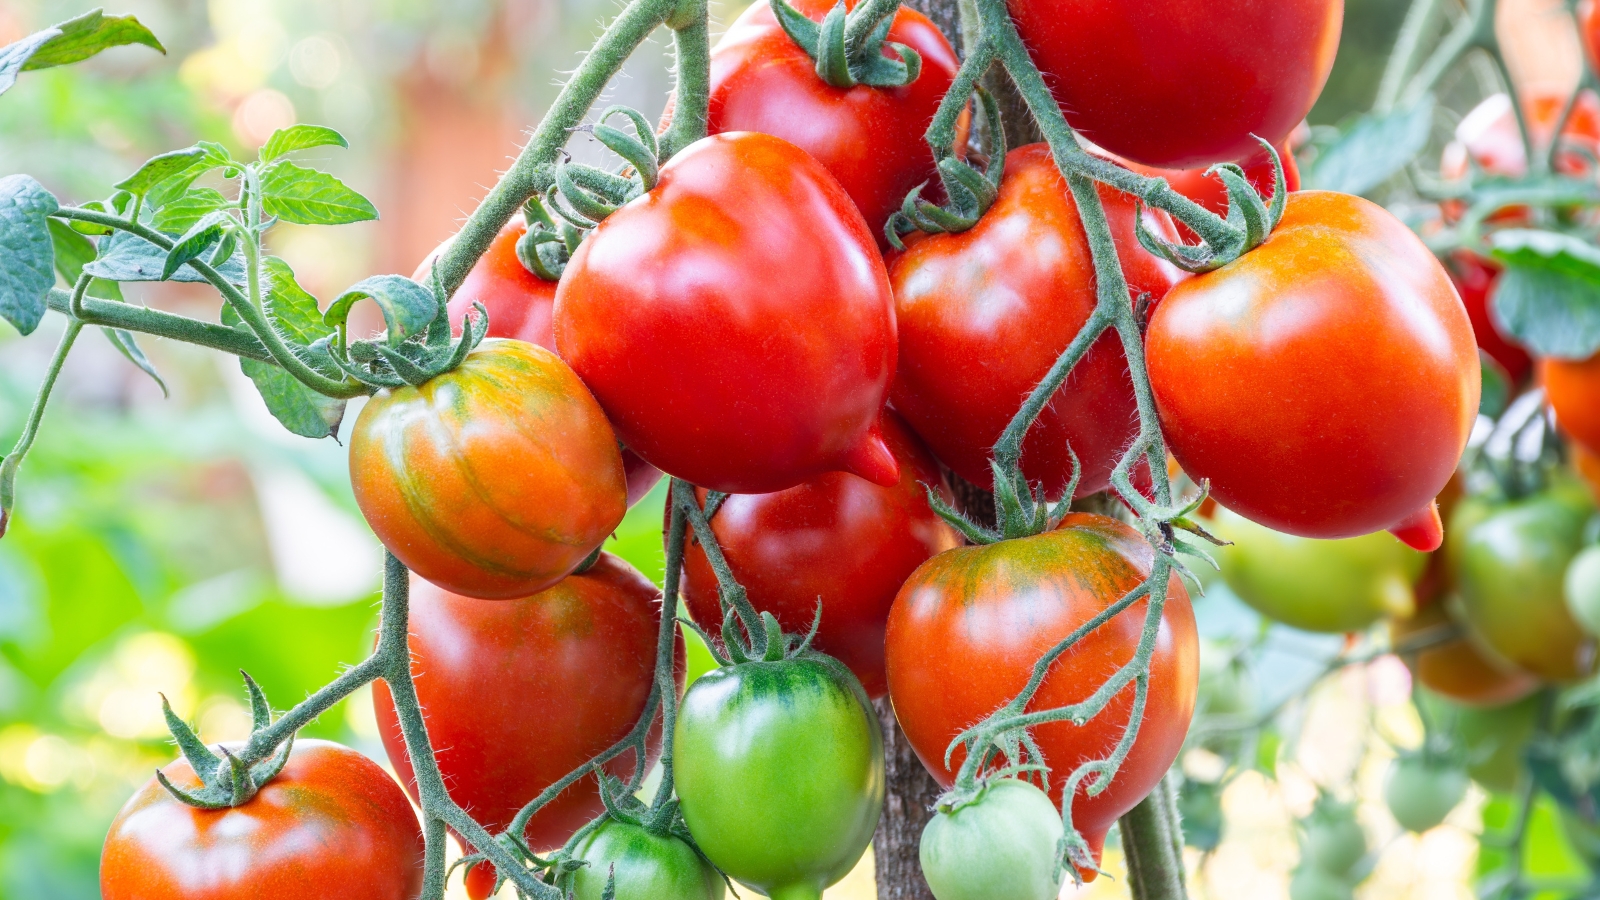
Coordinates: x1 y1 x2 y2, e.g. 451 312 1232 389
768 0 822 57
221 746 257 805
516 229 566 281
760 612 786 662
554 163 624 223
242 670 272 731
720 606 751 664
161 693 221 778
154 768 232 810
323 274 437 346
813 4 853 87
923 482 999 545
1214 164 1268 250
592 106 659 190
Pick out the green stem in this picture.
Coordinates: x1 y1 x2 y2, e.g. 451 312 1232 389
43 288 273 362
1119 774 1188 900
658 1 713 161
0 285 85 538
843 0 903 55
1375 0 1442 113
649 499 689 815
1399 0 1492 108
673 478 766 657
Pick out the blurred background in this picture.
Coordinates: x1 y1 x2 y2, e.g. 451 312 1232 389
0 0 1586 898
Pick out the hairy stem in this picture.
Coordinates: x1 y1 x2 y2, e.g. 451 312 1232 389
659 0 713 160
44 287 273 361
0 283 85 537
1375 0 1443 112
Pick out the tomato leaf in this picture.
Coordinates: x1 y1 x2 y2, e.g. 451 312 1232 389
0 174 60 336
239 356 347 439
1304 94 1435 196
323 275 435 345
221 256 332 347
0 9 163 96
259 125 348 163
161 210 232 280
152 187 230 233
258 161 376 225
46 218 122 301
115 147 209 197
101 327 168 397
85 228 247 285
0 28 58 97
1488 229 1600 359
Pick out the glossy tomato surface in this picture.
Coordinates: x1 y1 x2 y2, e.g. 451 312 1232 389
885 514 1198 877
1146 191 1479 544
101 740 423 900
350 339 626 599
415 215 555 345
680 412 958 698
707 0 958 239
1543 352 1600 456
889 144 1183 499
555 132 899 494
372 554 680 851
1009 0 1341 167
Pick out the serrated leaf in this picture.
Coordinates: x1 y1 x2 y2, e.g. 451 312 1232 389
324 275 435 345
261 257 331 344
85 229 246 285
146 143 234 210
0 28 57 97
161 210 231 280
102 327 168 396
1305 94 1436 196
0 174 59 335
239 356 346 439
23 9 164 71
116 147 208 196
260 125 348 163
1487 229 1600 359
152 187 229 233
47 217 121 301
258 161 376 225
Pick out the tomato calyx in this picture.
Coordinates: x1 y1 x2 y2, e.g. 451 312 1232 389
321 265 491 390
152 671 295 809
1134 137 1290 274
515 192 582 282
885 87 1007 250
768 0 923 89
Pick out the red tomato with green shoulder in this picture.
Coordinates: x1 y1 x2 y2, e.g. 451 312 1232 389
1146 191 1479 552
100 740 424 900
888 144 1183 500
554 132 899 495
707 0 959 240
1009 0 1342 168
884 514 1198 879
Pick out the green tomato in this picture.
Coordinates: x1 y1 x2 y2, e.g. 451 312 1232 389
1300 799 1366 877
919 779 1063 900
568 818 725 900
1441 691 1540 794
1448 484 1598 682
1565 544 1600 637
674 655 883 900
1211 505 1425 633
1288 865 1355 900
1384 756 1468 833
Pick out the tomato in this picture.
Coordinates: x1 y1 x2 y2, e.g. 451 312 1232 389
1577 442 1600 504
680 412 959 698
1448 483 1599 683
706 0 959 239
101 740 423 900
1566 544 1600 636
1585 0 1600 72
888 144 1183 500
567 818 725 900
918 779 1064 900
349 340 626 599
1443 251 1531 383
1123 141 1301 241
1543 352 1600 457
1442 91 1600 185
1146 191 1479 550
884 514 1198 877
1288 867 1355 900
674 655 883 900
1211 505 1425 633
554 132 899 495
1391 601 1539 708
464 862 498 900
1384 756 1468 833
372 554 679 851
1299 798 1366 877
1008 0 1340 168
1417 692 1541 794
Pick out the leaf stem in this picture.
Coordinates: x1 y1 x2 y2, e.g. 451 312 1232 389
44 287 273 361
0 278 86 537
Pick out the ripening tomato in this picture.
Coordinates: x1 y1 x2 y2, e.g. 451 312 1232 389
680 412 959 698
554 132 899 494
1009 0 1341 168
350 340 626 599
889 144 1183 500
568 818 725 900
919 779 1064 900
885 514 1198 878
1146 191 1479 551
1543 352 1600 457
706 0 959 239
1123 141 1301 241
1390 601 1538 708
101 740 424 900
372 554 680 851
1442 251 1531 383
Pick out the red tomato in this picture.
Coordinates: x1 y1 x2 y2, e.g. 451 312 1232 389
554 132 899 495
706 0 958 240
1009 0 1342 168
1543 352 1600 457
885 514 1198 879
1123 142 1301 242
101 740 424 900
1584 0 1600 71
679 412 960 698
372 554 680 852
888 144 1183 500
1146 191 1479 549
1443 251 1532 382
1442 91 1600 184
349 340 627 599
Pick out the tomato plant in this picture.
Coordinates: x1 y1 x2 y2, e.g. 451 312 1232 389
101 740 425 900
566 818 725 900
919 778 1064 900
1123 141 1301 241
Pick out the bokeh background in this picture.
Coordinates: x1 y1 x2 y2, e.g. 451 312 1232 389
0 0 1588 897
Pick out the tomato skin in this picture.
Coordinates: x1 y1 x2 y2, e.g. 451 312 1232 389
554 132 899 495
1543 352 1600 457
884 514 1198 877
1384 757 1468 833
674 656 884 900
918 779 1064 900
1568 545 1600 636
1442 251 1531 383
100 740 424 900
569 819 725 900
371 554 681 851
680 413 959 698
1391 601 1539 708
1009 0 1341 168
1584 0 1600 71
1448 484 1598 683
1146 191 1480 543
350 340 626 599
888 144 1183 499
707 0 959 240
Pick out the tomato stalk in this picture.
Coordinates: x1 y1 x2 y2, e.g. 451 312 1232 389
672 478 772 659
0 275 85 537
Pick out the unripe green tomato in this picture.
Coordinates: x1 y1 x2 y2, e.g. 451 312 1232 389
1300 803 1366 877
1210 506 1425 633
1434 691 1540 794
674 655 883 900
1384 757 1468 833
1565 544 1600 636
1288 865 1356 900
569 818 725 900
919 779 1063 900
